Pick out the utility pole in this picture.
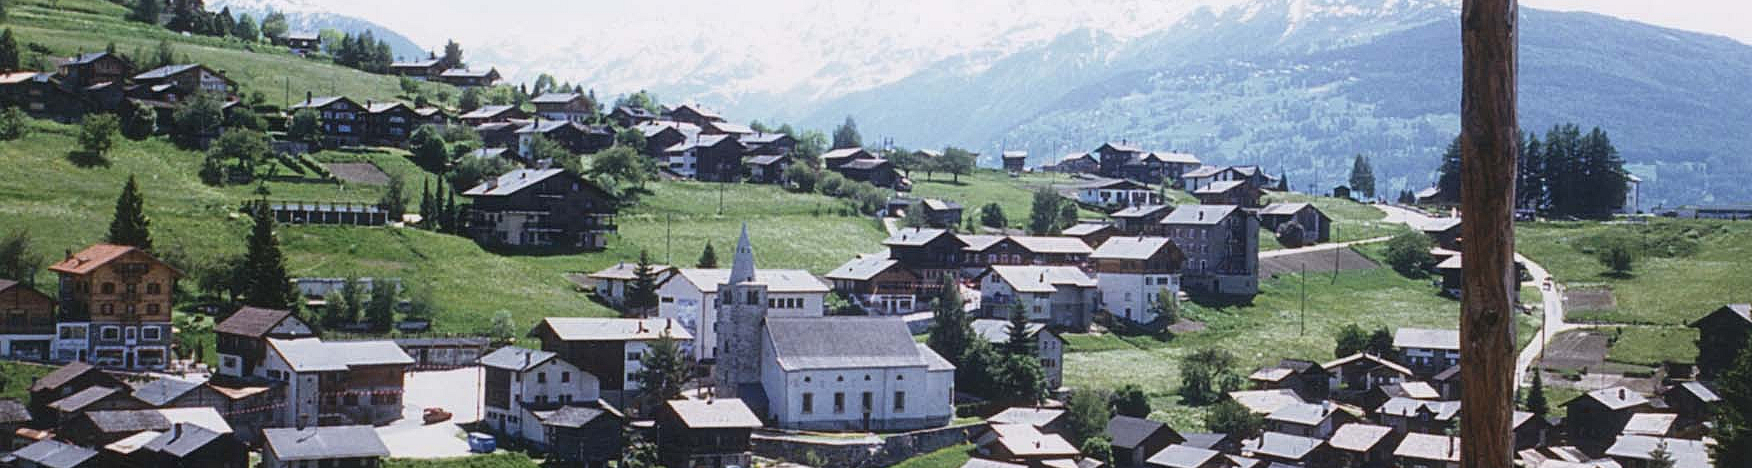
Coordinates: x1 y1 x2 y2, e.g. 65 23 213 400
665 213 672 265
1299 262 1307 336
1458 0 1519 466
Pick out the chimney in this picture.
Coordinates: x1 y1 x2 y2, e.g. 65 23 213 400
305 91 312 104
1619 388 1626 400
524 352 530 368
172 423 182 442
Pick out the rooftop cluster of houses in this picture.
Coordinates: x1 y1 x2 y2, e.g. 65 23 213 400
0 52 238 124
388 56 502 88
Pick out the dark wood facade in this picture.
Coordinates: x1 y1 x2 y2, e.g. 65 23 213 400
462 170 619 250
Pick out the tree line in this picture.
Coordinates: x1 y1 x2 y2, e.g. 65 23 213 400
1433 124 1630 219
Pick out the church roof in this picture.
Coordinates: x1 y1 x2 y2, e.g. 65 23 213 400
764 317 925 371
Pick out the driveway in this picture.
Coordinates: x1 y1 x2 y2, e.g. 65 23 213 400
377 367 482 459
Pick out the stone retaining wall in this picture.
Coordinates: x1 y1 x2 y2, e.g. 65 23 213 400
752 422 983 468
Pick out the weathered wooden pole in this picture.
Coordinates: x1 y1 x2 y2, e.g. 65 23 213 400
1459 0 1518 467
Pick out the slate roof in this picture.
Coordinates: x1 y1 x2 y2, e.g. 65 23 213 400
1009 236 1094 255
1377 398 1462 420
1091 236 1174 260
919 344 956 371
131 64 200 80
1395 381 1441 400
970 319 1046 344
535 317 693 342
516 119 579 134
477 346 557 372
49 385 124 412
1226 389 1303 415
1604 435 1709 468
988 407 1066 428
706 121 754 134
1435 254 1464 270
883 227 951 247
665 398 762 429
1248 367 1294 382
156 407 234 434
746 155 787 165
824 254 901 281
1111 205 1170 218
981 424 1079 458
130 378 202 406
1244 432 1322 460
141 422 224 457
287 96 348 110
1194 180 1247 195
1147 444 1221 468
922 198 962 211
263 425 390 461
1084 179 1151 190
1571 386 1649 411
1394 328 1460 350
440 68 497 78
1394 433 1460 462
821 148 871 161
1181 166 1225 178
391 58 441 68
85 409 171 433
31 361 103 392
1159 205 1242 226
1673 381 1721 403
1692 304 1752 326
1106 415 1170 449
1097 142 1144 153
1062 223 1114 237
0 399 29 424
1179 433 1229 450
460 105 518 120
62 51 119 65
1415 217 1462 233
586 262 674 281
531 92 582 104
1326 423 1392 453
536 405 608 429
365 101 409 114
215 307 297 337
985 265 1096 293
961 459 1028 468
766 317 924 371
10 439 98 468
1320 353 1414 377
671 268 830 293
1258 203 1313 216
1265 401 1341 426
1620 413 1677 436
461 168 566 197
958 235 1007 251
1148 152 1200 164
268 338 414 372
841 158 890 170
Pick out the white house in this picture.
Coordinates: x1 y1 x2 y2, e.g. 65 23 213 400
1077 179 1160 208
1089 237 1185 324
585 262 676 308
975 265 1098 331
758 317 954 431
971 319 1065 390
477 346 603 449
655 267 829 360
526 317 693 408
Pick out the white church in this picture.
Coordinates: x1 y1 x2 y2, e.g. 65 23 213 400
710 224 956 432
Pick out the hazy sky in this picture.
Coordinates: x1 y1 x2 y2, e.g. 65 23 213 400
1521 0 1751 44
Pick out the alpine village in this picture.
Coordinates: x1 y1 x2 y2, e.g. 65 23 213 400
0 0 1747 468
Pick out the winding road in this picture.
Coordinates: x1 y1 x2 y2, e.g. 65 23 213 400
1369 204 1580 388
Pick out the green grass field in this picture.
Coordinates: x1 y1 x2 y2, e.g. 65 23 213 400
1259 192 1410 248
382 453 540 468
1517 219 1752 326
3 0 446 107
1603 326 1699 367
888 444 974 468
0 118 886 337
905 170 1103 229
0 361 56 400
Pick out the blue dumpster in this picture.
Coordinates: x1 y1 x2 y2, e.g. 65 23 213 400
467 432 496 453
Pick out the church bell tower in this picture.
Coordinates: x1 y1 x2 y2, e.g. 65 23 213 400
712 223 769 397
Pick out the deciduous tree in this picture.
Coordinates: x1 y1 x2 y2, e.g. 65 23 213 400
78 114 119 156
1110 384 1151 418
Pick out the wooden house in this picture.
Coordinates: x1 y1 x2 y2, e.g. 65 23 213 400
287 95 364 147
460 104 528 126
1145 444 1225 468
1327 423 1397 468
1393 328 1460 377
837 158 903 189
389 58 447 79
527 317 692 408
112 422 249 468
586 262 677 309
1323 353 1414 401
260 426 389 468
1002 151 1028 173
656 399 762 468
1047 153 1098 174
0 399 27 451
989 407 1069 434
1257 203 1331 245
745 155 791 184
918 199 965 229
1512 411 1552 450
975 265 1098 331
280 33 322 53
1392 433 1460 468
738 132 795 157
1562 386 1653 450
27 362 123 425
1265 401 1355 439
1192 180 1261 208
975 424 1081 464
1241 432 1329 467
361 101 420 145
883 228 967 284
660 134 746 182
1110 205 1171 235
1375 398 1461 436
531 92 594 124
1093 143 1148 180
56 52 134 90
961 236 1094 270
517 120 612 160
436 67 500 87
820 147 876 170
0 72 95 122
214 306 315 378
1062 223 1118 248
48 244 181 370
1247 359 1330 402
540 405 624 466
1414 218 1463 250
461 169 619 250
1661 381 1721 429
1183 166 1277 194
608 105 658 127
661 104 726 127
9 439 101 468
1689 304 1750 379
129 64 235 100
262 338 414 427
1108 416 1184 468
825 254 923 315
0 279 55 361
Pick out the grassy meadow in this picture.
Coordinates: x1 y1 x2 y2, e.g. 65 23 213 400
1516 219 1752 327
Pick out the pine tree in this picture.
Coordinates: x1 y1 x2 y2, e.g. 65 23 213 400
106 175 153 251
1435 136 1462 203
444 185 459 234
1525 372 1549 416
627 250 659 313
831 116 861 149
632 332 690 412
1003 302 1034 357
240 201 297 309
926 275 975 368
442 39 463 68
1711 341 1752 467
1348 154 1376 199
0 28 19 72
378 174 407 222
1517 130 1547 213
129 0 162 24
696 241 717 268
418 178 435 229
1578 127 1628 219
365 281 395 332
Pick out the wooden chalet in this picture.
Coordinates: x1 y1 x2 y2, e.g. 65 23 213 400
389 58 447 79
460 104 528 126
1110 205 1172 235
609 105 658 127
661 104 726 127
362 101 421 145
531 92 594 123
0 279 56 360
1258 203 1331 245
825 255 922 315
1108 416 1184 468
436 67 501 87
129 64 236 100
836 157 903 189
656 399 761 468
517 119 612 160
56 52 134 90
0 72 95 122
214 307 316 378
1690 304 1750 379
461 169 619 250
287 94 365 147
1001 151 1027 173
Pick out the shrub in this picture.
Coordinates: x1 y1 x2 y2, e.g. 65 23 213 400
1384 231 1433 277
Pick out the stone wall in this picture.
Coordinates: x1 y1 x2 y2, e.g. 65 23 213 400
752 422 983 468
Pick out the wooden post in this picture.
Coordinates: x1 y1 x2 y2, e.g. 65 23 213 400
1459 0 1518 467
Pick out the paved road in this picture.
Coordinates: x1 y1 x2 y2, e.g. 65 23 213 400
377 368 481 458
1373 203 1446 227
1258 236 1393 259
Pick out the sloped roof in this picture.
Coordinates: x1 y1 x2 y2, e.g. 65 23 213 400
825 254 902 281
883 227 951 247
586 262 675 281
459 104 519 119
477 346 557 372
440 67 498 78
1062 223 1114 237
467 146 510 159
1265 401 1342 426
1091 236 1175 260
1377 398 1462 421
536 405 609 429
391 58 441 68
1244 432 1322 460
1394 328 1460 350
1691 304 1752 326
1249 367 1294 382
1084 179 1150 190
215 307 298 337
11 439 98 468
958 234 1007 251
49 244 177 276
1415 217 1462 233
1194 180 1247 195
766 317 924 371
1621 413 1677 436
1396 381 1441 400
1182 166 1225 178
1097 142 1144 153
1321 353 1414 377
1160 205 1242 226
0 399 28 424
1258 203 1313 216
131 64 200 80
1010 236 1094 255
130 378 202 406
1106 415 1172 449
1673 381 1721 403
986 265 1096 293
1002 151 1027 159
1148 152 1200 164
671 268 830 293
1604 436 1709 468
516 119 579 135
919 344 955 371
970 319 1045 344
288 96 349 110
365 101 410 114
263 425 390 461
989 407 1066 428
841 158 891 170
1227 389 1302 415
706 121 754 134
666 398 762 429
746 155 787 166
530 92 582 104
1575 386 1650 411
461 168 566 197
821 148 870 160
84 409 171 433
1394 433 1460 462
50 385 126 412
1111 205 1170 218
63 51 119 65
268 338 415 372
30 361 104 392
1147 444 1220 468
923 198 962 211
141 422 224 457
666 103 724 120
982 424 1079 458
535 317 693 342
1327 423 1393 453
961 459 1028 468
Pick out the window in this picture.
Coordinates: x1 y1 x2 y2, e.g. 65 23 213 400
536 395 548 404
745 290 758 305
862 392 873 412
100 326 120 340
100 303 114 315
102 283 115 294
894 392 906 411
833 393 845 413
372 393 398 405
561 372 570 383
147 304 159 314
142 327 160 341
125 283 137 294
343 394 359 406
537 372 547 383
802 393 814 414
627 352 642 361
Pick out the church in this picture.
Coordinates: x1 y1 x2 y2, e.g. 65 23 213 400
712 224 956 432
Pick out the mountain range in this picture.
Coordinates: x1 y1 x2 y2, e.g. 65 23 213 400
211 0 1752 207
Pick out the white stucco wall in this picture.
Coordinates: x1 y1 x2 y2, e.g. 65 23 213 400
1096 273 1181 323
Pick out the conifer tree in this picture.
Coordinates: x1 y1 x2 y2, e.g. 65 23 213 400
1517 131 1547 213
1711 341 1752 467
418 178 435 229
1003 302 1034 357
378 174 407 222
926 276 975 367
107 175 153 251
1524 372 1549 416
240 201 297 309
1435 136 1462 203
831 116 861 149
0 28 19 72
433 178 450 233
129 0 162 24
632 332 690 412
365 281 395 332
444 184 459 234
1348 154 1375 199
696 241 717 268
627 250 659 313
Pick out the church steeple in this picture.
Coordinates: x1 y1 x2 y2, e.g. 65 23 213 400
729 222 756 284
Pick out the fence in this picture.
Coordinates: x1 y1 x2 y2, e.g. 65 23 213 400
265 200 390 226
